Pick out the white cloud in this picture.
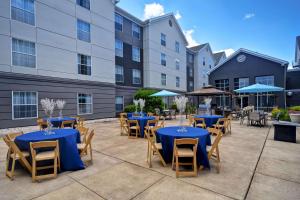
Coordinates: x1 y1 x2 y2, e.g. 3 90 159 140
244 13 255 20
174 10 182 20
143 3 165 20
214 49 235 57
183 29 199 47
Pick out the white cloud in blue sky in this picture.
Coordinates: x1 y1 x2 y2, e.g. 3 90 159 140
143 2 165 20
244 13 255 20
184 29 199 47
174 10 182 20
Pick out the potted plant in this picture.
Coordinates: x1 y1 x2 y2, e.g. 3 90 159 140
288 106 300 124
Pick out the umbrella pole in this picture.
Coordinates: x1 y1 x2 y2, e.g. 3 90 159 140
256 92 259 111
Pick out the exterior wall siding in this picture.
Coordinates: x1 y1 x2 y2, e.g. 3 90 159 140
209 52 287 108
286 69 300 106
0 72 115 129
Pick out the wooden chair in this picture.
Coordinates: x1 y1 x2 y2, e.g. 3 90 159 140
61 120 75 128
194 117 206 129
77 117 85 128
3 135 31 180
144 119 158 137
30 140 59 182
212 118 227 134
188 115 195 126
145 128 166 168
127 120 141 138
226 115 232 134
133 113 140 117
158 117 165 128
77 129 94 163
119 117 129 136
147 112 154 116
76 126 89 143
37 118 48 130
172 138 198 178
120 112 127 118
6 131 23 140
206 130 223 173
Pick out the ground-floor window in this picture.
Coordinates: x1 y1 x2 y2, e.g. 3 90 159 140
215 96 231 108
255 94 276 111
115 96 124 112
78 93 92 115
12 91 37 119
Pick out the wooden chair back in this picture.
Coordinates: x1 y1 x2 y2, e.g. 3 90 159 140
145 128 166 167
61 120 75 128
147 112 154 116
120 113 127 118
37 118 48 130
194 117 206 128
208 131 222 159
77 126 89 142
127 120 139 127
188 115 195 126
6 131 23 141
158 117 165 128
174 138 198 146
146 119 158 127
77 117 85 127
80 129 95 157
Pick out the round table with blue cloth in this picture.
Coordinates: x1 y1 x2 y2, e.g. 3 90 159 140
127 112 146 118
156 126 211 168
15 129 84 171
194 115 223 127
44 117 76 128
128 116 155 137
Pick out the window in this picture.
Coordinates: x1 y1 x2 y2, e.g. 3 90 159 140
115 13 123 32
115 96 124 112
189 67 193 77
115 39 123 57
189 81 193 88
78 54 91 75
161 33 166 46
132 46 140 62
215 79 229 91
175 41 180 53
203 83 206 87
203 57 206 66
12 38 35 68
11 0 35 25
255 75 274 86
132 23 140 39
76 0 90 10
234 78 249 90
161 53 166 66
188 53 193 63
161 73 166 86
78 93 92 115
175 60 180 70
176 77 180 88
77 19 90 42
209 65 212 69
12 91 37 119
115 65 124 83
132 69 141 84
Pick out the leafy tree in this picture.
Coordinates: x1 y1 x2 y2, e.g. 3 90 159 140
133 89 164 112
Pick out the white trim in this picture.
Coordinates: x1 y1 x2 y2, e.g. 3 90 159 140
77 93 93 115
10 0 36 27
208 48 289 75
115 13 123 32
12 90 38 120
115 96 124 112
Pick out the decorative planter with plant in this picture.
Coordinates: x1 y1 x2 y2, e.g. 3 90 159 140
288 106 300 124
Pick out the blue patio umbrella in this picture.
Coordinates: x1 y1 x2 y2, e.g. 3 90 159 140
150 90 179 109
234 83 284 110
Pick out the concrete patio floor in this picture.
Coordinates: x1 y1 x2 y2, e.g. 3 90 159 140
0 118 299 200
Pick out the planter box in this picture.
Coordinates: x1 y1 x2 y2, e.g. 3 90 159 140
289 113 300 123
273 121 298 143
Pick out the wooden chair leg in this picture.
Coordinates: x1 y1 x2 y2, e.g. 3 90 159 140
9 154 16 180
89 144 93 162
193 156 197 176
54 156 57 177
32 160 36 182
149 147 152 168
175 156 179 178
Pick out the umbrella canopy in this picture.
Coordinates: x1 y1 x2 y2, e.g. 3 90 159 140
150 90 179 97
234 83 284 93
187 85 231 96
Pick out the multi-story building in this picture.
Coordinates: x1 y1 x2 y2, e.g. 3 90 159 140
189 43 216 90
295 36 300 66
143 14 188 92
186 49 195 92
213 51 226 66
114 7 144 113
0 0 118 128
208 48 289 110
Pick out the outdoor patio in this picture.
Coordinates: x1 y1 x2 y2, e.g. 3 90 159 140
0 118 299 200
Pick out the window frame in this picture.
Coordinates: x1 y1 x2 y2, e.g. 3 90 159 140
76 0 90 10
132 69 141 85
255 75 275 86
77 53 91 76
161 73 167 86
11 0 35 26
115 13 123 32
12 91 38 120
11 37 36 68
175 59 180 70
175 41 180 53
115 39 123 57
77 93 93 115
115 96 124 112
132 23 140 39
115 65 124 83
176 76 180 88
161 33 166 46
132 46 140 62
161 53 166 66
77 19 91 43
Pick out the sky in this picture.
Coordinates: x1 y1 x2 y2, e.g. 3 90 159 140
117 0 300 66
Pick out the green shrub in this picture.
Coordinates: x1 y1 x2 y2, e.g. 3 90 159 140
133 89 164 113
186 103 197 114
170 103 178 111
124 104 136 113
271 107 291 121
288 106 300 111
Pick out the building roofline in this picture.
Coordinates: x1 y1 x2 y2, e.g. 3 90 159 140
115 6 144 25
207 48 289 75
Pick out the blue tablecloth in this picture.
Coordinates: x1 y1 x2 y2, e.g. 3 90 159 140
127 112 146 118
156 126 211 168
15 129 84 171
194 115 223 127
44 117 76 128
128 116 155 137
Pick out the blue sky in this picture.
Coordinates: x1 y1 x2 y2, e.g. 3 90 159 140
117 0 300 65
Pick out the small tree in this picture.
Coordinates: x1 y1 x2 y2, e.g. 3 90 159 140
134 89 164 113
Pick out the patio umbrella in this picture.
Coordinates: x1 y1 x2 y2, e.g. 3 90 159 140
150 90 179 109
234 83 284 111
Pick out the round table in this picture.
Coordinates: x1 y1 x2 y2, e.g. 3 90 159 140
127 112 146 118
15 129 84 171
44 117 76 128
156 126 211 168
128 116 155 137
194 115 223 127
